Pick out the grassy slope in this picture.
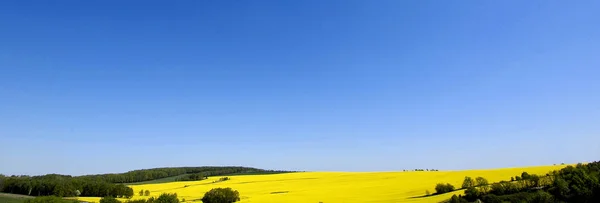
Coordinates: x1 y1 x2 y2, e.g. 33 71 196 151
126 174 190 185
78 165 568 203
0 193 34 203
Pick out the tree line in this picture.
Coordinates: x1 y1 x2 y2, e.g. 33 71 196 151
446 161 600 203
0 174 133 198
81 166 284 183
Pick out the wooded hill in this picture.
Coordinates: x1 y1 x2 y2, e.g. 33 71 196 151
0 166 290 198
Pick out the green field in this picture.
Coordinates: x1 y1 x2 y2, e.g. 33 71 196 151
0 193 33 203
125 174 190 185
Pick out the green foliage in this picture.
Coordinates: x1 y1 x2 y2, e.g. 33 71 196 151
139 189 144 196
475 177 488 186
1 167 289 198
155 193 179 203
176 173 207 181
0 174 135 197
461 176 475 189
144 190 150 196
434 183 455 194
521 172 531 180
448 195 467 203
549 164 600 202
81 167 286 184
201 188 240 203
464 187 482 201
100 196 122 203
24 196 79 203
453 161 600 203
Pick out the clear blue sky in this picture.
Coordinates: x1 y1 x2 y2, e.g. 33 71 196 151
1 0 599 176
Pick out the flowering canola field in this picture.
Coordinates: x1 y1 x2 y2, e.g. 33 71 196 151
77 165 566 203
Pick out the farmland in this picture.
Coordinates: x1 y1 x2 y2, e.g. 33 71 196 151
75 165 566 203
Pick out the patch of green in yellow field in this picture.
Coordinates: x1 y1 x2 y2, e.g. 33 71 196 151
77 165 566 203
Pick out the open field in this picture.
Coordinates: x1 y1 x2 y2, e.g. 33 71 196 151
0 192 34 203
76 165 567 203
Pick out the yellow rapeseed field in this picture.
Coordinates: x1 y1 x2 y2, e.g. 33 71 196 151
77 165 566 203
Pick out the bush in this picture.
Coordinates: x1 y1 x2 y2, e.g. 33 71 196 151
201 187 240 203
100 196 122 203
156 193 179 203
435 183 455 194
481 194 502 203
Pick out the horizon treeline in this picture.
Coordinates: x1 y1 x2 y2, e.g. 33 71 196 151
0 174 133 197
80 166 288 183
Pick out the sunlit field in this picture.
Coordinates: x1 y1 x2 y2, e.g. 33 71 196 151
77 165 566 203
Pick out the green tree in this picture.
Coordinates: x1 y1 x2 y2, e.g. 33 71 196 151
462 176 475 189
481 194 502 203
124 187 134 198
145 190 151 196
449 195 461 203
201 187 241 203
521 172 531 180
156 193 179 203
530 174 541 187
464 187 482 202
139 189 145 196
475 177 488 186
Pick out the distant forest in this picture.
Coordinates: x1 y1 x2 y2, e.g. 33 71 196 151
0 166 290 198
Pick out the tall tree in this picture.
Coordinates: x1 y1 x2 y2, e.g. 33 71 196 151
462 177 475 189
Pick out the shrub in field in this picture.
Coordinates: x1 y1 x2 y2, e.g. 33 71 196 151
201 187 240 203
155 193 179 203
435 183 455 194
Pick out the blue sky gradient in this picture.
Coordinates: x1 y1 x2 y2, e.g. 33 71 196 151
1 0 599 175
